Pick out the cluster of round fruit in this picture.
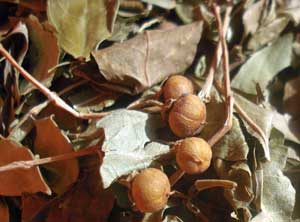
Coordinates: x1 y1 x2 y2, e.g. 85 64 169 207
130 75 212 213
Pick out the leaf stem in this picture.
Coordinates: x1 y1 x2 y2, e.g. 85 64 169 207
0 145 100 173
169 169 185 187
194 179 237 192
198 4 231 102
0 43 109 119
214 80 269 156
207 4 233 147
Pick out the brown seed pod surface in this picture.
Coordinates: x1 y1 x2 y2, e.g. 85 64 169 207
168 94 206 138
176 137 212 174
162 75 194 102
131 168 170 212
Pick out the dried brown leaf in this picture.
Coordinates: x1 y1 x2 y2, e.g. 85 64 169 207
34 116 79 194
20 15 59 95
0 0 47 11
26 156 114 222
0 137 51 196
22 193 50 222
47 0 119 58
92 22 203 94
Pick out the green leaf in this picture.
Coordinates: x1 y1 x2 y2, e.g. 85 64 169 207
47 0 119 58
96 110 170 188
232 34 293 95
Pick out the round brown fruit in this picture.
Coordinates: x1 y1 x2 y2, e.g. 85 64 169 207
131 168 170 212
175 137 212 174
162 75 194 102
168 94 206 138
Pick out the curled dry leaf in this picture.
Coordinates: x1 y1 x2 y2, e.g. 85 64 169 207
96 109 170 188
47 0 119 58
234 93 273 160
0 21 28 134
0 136 51 196
20 15 59 95
92 22 203 94
214 159 254 215
34 116 79 194
1 20 28 93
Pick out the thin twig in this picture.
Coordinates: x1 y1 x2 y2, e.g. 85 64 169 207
198 5 232 102
169 169 185 187
0 145 100 173
207 97 234 147
141 105 162 113
0 44 109 119
214 80 269 152
170 3 234 186
47 61 72 74
194 179 237 192
207 4 233 147
127 99 163 110
234 101 269 147
9 79 89 140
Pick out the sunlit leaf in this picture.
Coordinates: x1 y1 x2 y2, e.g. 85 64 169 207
232 34 293 95
92 22 203 94
234 93 273 160
47 0 119 58
96 110 170 188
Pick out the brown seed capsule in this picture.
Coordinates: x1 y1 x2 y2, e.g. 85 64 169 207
131 168 170 212
168 94 206 138
175 137 212 174
162 75 194 102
